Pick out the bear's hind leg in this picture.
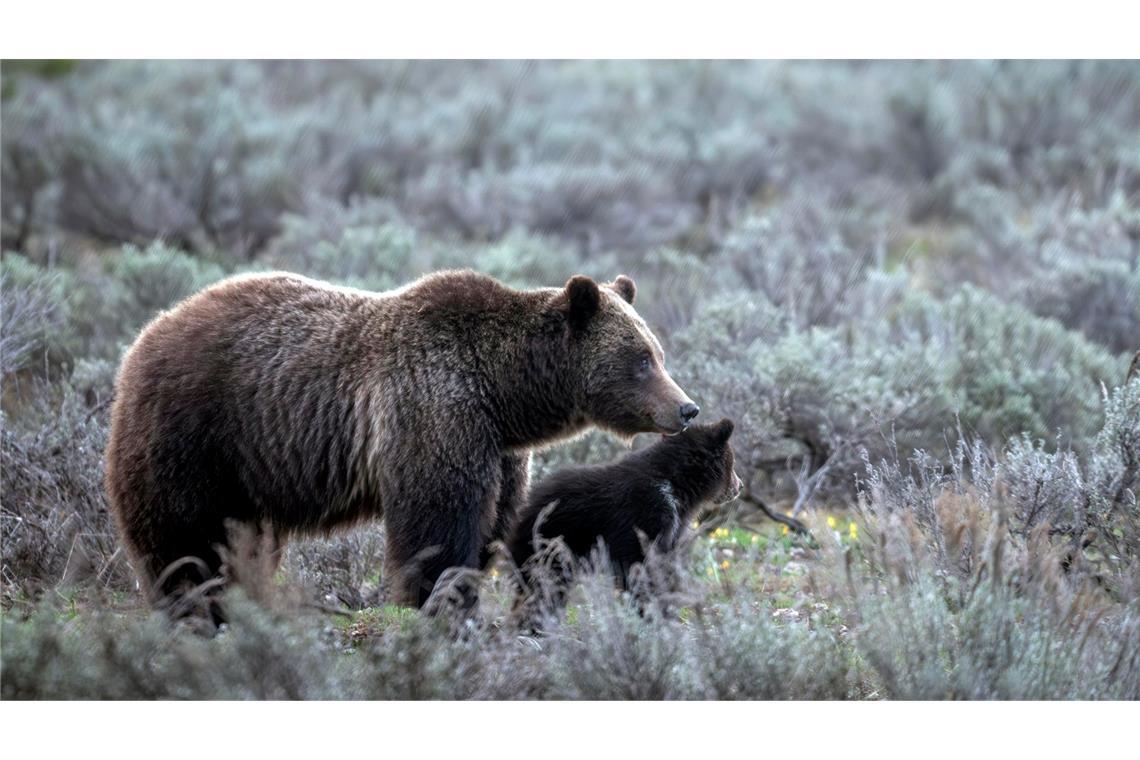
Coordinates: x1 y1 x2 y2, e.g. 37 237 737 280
149 520 281 627
146 538 226 624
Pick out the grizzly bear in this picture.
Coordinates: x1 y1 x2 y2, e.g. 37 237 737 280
104 269 698 616
506 417 741 613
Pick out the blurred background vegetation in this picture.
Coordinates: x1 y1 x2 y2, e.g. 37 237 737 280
1 61 1137 699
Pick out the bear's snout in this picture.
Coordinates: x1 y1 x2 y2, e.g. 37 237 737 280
680 402 700 424
716 471 744 504
648 371 699 435
652 396 699 434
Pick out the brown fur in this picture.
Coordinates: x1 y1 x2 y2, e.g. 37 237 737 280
105 269 696 614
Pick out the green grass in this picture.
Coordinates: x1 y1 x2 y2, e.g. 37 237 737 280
334 604 419 640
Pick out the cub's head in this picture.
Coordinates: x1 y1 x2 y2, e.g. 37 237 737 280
557 274 698 436
665 417 743 505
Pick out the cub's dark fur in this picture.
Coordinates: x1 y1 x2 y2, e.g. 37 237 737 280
507 418 741 608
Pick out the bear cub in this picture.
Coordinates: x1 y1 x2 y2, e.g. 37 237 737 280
506 418 741 614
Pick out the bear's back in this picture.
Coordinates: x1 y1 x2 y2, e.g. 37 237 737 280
108 273 394 530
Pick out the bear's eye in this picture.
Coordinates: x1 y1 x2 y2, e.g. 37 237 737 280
639 355 651 373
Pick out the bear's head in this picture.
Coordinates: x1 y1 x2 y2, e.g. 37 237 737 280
558 273 698 437
705 418 744 504
662 417 743 505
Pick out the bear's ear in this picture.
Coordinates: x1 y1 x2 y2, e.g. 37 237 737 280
609 274 637 305
565 275 601 330
712 418 735 445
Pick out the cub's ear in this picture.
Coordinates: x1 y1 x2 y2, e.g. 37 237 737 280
609 274 637 305
565 275 601 330
713 417 735 444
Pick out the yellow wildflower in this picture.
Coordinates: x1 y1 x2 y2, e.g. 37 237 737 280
827 516 836 528
849 522 858 539
720 560 730 570
782 525 789 535
751 535 759 544
706 566 715 576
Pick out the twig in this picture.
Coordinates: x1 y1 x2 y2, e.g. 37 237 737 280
304 601 357 618
738 494 813 538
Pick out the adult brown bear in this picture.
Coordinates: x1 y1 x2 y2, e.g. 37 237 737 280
105 269 698 616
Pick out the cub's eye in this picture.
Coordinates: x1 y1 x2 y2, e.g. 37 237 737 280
639 356 651 373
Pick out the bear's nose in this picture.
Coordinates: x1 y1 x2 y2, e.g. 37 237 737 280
679 402 700 424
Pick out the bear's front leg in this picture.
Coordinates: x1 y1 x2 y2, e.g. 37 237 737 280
383 452 500 609
479 451 531 569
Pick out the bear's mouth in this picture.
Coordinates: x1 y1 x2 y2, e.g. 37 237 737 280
713 487 738 504
654 420 689 436
713 472 744 503
649 408 691 435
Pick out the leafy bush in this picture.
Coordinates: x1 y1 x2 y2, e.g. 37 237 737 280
895 285 1123 445
9 61 1135 262
0 388 129 602
0 254 74 379
281 529 387 610
33 242 224 364
268 222 418 292
845 412 1139 699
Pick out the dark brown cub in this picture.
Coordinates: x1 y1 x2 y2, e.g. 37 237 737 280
506 418 741 617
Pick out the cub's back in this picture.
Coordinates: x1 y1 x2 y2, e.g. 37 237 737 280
508 458 666 566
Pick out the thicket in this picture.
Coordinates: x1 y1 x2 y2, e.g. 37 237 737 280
1 61 1136 699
